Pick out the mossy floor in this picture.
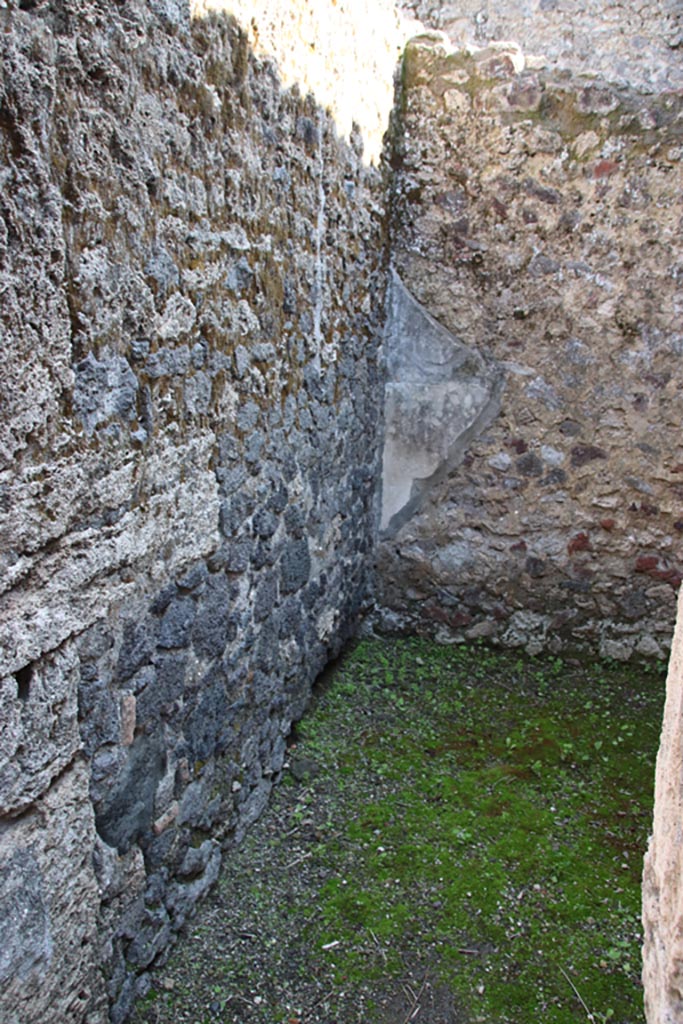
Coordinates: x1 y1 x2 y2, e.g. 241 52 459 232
132 637 664 1024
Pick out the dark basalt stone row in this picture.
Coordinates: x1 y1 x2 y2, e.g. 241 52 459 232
191 576 234 659
95 733 166 854
116 619 158 683
158 598 196 650
280 538 311 594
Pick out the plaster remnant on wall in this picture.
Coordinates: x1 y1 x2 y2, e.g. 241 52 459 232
643 586 683 1024
381 271 504 534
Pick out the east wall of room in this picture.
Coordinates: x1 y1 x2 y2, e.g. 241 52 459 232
0 1 409 1019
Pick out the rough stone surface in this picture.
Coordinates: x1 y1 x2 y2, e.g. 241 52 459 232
0 761 107 1024
376 33 683 657
0 645 80 815
397 0 683 92
643 586 683 1024
0 1 390 1020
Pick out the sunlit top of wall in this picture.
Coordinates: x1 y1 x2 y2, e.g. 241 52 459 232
397 0 683 92
191 0 420 164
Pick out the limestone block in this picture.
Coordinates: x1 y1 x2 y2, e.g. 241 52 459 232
0 645 80 816
643 586 683 1022
0 433 220 679
0 761 106 1024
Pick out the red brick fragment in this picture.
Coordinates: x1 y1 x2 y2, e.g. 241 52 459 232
491 197 508 220
636 555 659 573
568 532 591 554
594 159 619 178
635 556 683 589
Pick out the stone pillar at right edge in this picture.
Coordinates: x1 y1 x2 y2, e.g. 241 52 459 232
643 586 683 1023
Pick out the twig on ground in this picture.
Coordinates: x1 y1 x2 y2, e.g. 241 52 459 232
558 964 595 1022
369 928 388 963
228 993 255 1007
284 851 313 870
307 986 336 1013
401 974 428 1024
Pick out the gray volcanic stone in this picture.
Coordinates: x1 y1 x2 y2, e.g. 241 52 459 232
145 346 191 379
178 839 216 879
117 620 157 683
159 598 196 650
165 842 221 930
125 906 171 970
183 664 230 763
220 492 255 537
253 507 279 538
280 539 311 594
176 563 209 591
78 679 119 758
191 576 233 659
95 733 166 854
236 401 260 433
145 248 180 299
254 576 278 623
223 539 253 574
136 654 186 724
73 351 138 434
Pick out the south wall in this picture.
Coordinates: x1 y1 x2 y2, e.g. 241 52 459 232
0 1 404 1020
377 33 683 660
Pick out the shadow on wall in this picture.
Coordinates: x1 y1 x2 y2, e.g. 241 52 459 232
191 0 418 164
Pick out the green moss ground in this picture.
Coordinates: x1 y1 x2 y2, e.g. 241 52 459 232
133 637 664 1024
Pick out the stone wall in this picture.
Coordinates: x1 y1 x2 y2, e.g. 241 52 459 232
643 586 683 1024
397 0 683 92
0 0 406 1020
377 33 683 659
